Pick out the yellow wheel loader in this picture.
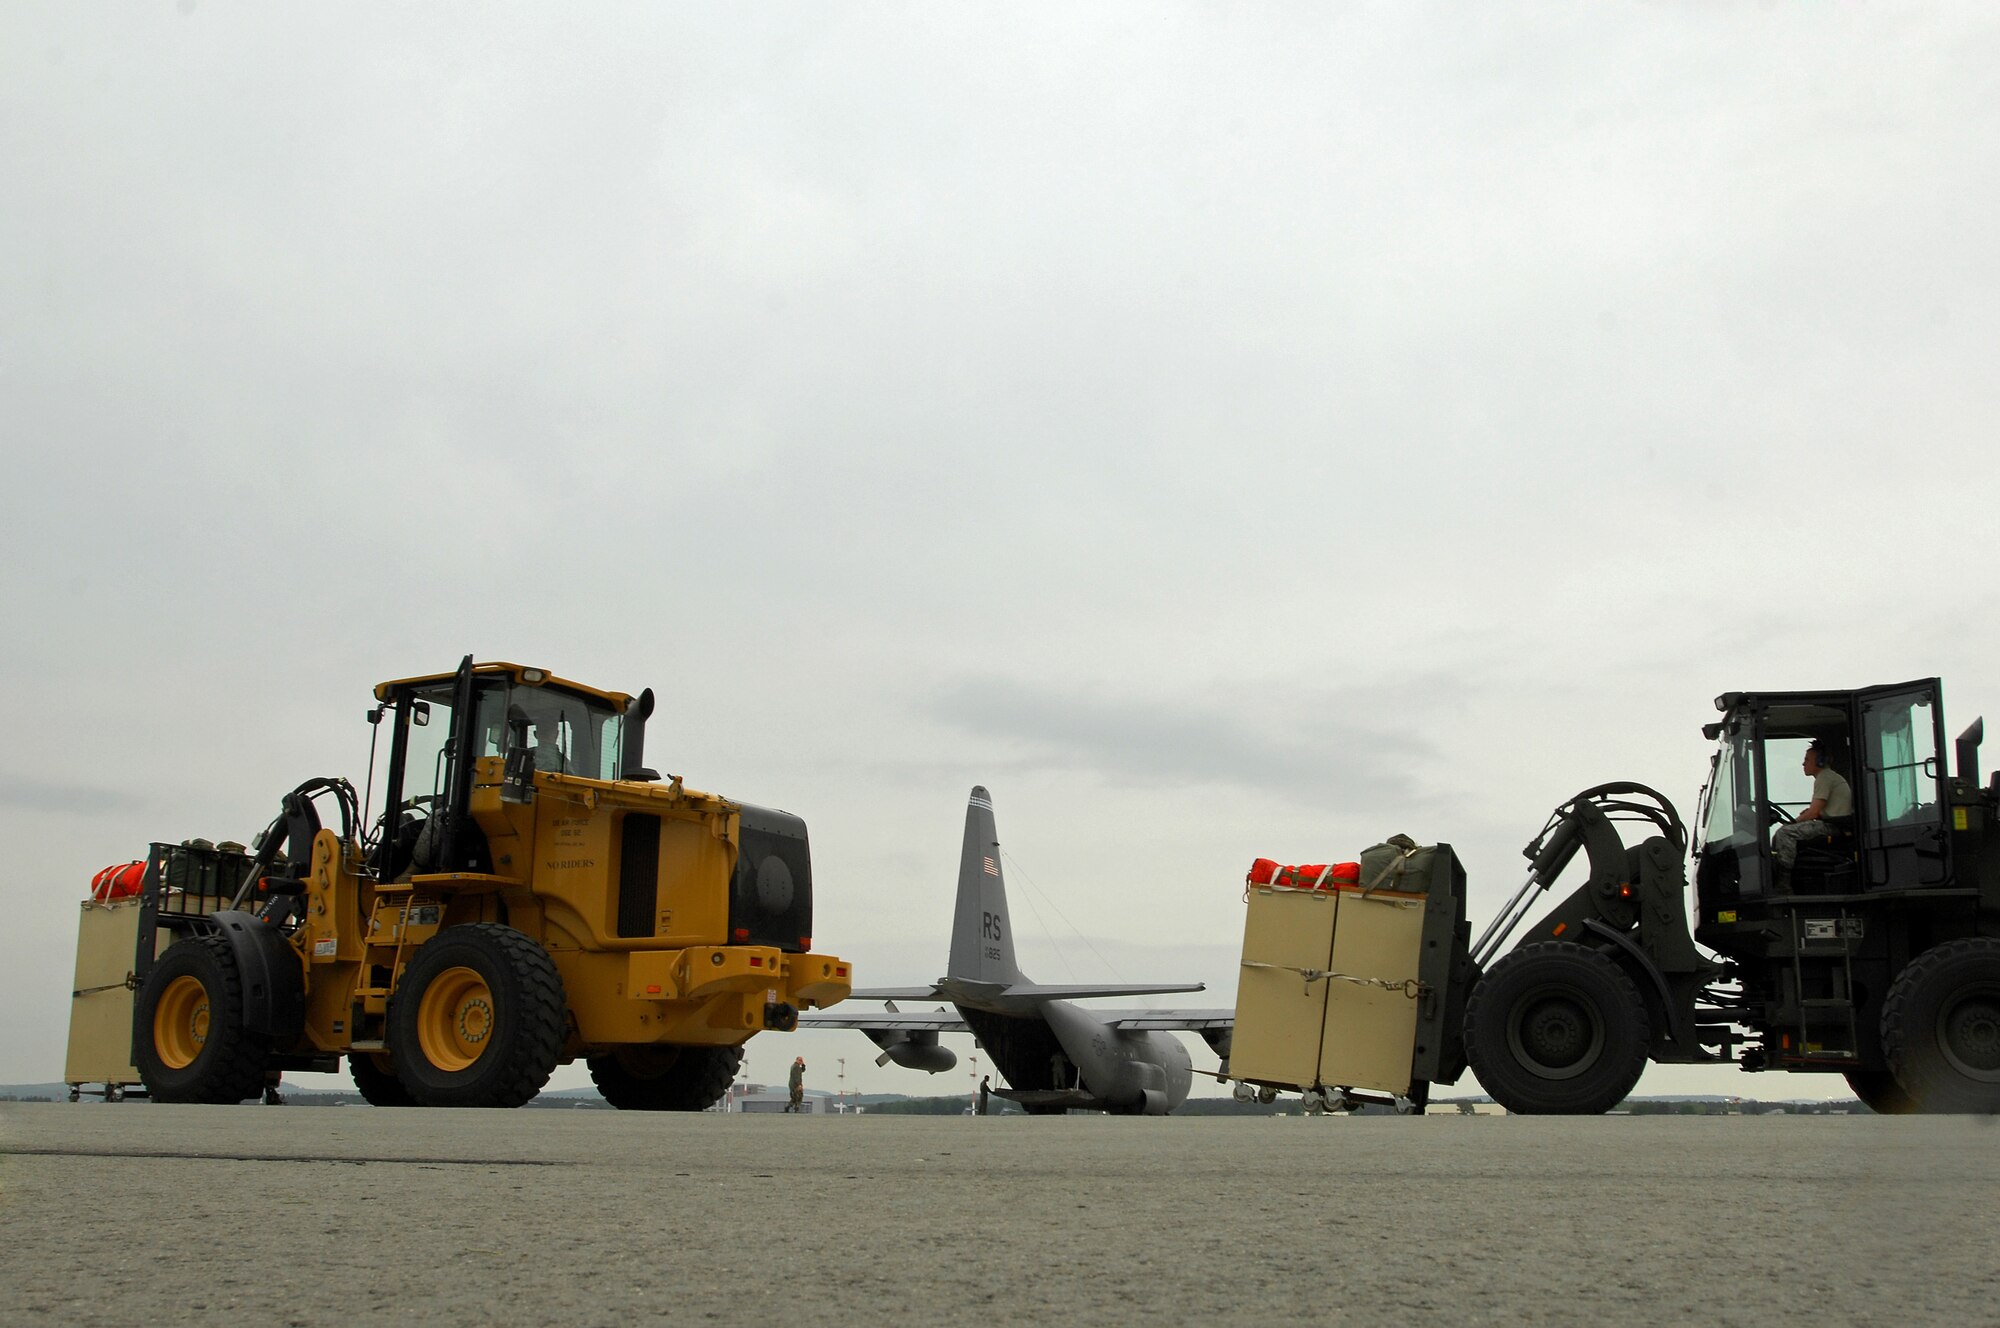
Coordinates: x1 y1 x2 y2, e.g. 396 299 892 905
119 656 850 1108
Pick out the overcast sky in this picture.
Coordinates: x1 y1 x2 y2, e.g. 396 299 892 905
5 5 1997 1103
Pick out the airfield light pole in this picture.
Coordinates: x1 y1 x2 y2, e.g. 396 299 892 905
837 1057 846 1113
969 1053 979 1115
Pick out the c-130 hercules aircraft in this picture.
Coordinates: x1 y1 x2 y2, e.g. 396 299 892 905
802 787 1233 1114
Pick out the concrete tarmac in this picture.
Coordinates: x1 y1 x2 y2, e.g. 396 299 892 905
3 1103 1997 1326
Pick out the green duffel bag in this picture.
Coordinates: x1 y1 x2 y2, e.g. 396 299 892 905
1357 833 1439 896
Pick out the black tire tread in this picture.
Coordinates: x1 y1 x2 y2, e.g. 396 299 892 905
1881 936 2000 1115
349 1052 419 1107
387 923 567 1109
136 934 271 1105
589 1044 743 1111
1464 941 1650 1116
1843 1069 1919 1115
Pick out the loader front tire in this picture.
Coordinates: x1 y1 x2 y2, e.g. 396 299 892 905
387 925 566 1108
1881 937 2000 1114
588 1044 743 1111
135 934 271 1104
1464 942 1650 1115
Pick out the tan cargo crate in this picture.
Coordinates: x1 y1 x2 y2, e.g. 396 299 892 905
1318 887 1426 1094
1229 886 1338 1090
66 897 150 1090
1232 884 1426 1096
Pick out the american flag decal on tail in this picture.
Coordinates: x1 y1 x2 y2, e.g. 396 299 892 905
983 855 999 877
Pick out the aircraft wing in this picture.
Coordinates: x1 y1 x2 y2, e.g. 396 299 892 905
1104 1009 1235 1063
848 980 1207 1006
1002 982 1206 1000
798 1008 968 1032
1102 1009 1234 1031
847 986 951 1002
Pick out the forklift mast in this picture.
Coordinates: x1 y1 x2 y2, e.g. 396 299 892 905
1469 783 1712 1062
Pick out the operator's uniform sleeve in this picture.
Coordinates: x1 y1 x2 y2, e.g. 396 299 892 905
1815 767 1854 819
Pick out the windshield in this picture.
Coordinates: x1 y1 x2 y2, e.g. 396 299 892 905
1694 717 1771 901
371 676 627 879
487 682 625 780
395 679 626 805
1699 724 1755 850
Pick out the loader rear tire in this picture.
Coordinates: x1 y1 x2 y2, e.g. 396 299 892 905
1844 1070 1919 1115
350 1052 418 1107
1464 942 1650 1115
387 924 566 1108
135 934 271 1104
588 1044 743 1111
1881 937 2000 1115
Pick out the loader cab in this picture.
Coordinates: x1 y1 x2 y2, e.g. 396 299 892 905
369 660 635 879
1695 679 1955 908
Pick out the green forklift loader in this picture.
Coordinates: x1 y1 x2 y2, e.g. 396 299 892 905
1450 678 1998 1113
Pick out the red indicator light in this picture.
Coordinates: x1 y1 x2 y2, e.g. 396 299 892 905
645 984 662 994
749 956 763 967
1619 885 1633 898
1552 922 1567 937
732 928 749 942
799 937 812 951
836 966 848 978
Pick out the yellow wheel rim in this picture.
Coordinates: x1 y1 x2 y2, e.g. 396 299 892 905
416 966 496 1073
154 974 210 1070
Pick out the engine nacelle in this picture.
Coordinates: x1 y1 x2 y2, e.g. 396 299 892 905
864 1028 957 1074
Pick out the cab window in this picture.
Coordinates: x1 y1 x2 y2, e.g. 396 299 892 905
1865 696 1940 825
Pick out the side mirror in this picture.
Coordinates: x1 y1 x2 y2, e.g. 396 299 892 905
367 705 386 726
413 701 431 728
501 746 537 805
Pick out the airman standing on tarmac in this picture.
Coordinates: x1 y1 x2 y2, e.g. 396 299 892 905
786 1056 805 1112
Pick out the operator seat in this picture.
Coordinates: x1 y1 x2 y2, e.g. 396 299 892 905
1790 815 1858 893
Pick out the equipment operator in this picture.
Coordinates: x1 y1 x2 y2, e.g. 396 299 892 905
1773 740 1854 872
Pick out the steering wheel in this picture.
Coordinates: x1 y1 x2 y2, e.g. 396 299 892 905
365 794 442 876
1763 800 1795 826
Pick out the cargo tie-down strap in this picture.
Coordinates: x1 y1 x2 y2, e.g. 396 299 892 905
1243 880 1335 901
72 973 138 998
1239 959 1425 1000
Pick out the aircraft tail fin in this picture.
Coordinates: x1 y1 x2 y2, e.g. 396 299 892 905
947 785 1026 986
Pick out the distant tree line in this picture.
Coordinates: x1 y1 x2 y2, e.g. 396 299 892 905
1620 1099 1871 1115
866 1095 1020 1115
